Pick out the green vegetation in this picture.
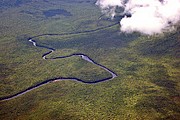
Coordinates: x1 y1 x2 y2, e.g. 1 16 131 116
0 0 180 120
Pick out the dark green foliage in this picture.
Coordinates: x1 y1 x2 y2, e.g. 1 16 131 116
135 96 180 120
0 0 32 8
43 9 72 18
0 0 179 120
138 31 180 57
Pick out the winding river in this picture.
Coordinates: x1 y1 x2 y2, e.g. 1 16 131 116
0 22 118 101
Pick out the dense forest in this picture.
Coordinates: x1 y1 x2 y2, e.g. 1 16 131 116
0 0 179 119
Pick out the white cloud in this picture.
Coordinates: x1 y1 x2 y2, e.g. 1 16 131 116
96 0 180 35
96 0 125 18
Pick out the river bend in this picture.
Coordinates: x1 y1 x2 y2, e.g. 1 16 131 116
0 22 118 101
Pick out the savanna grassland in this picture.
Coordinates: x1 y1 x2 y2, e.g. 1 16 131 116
0 0 180 120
